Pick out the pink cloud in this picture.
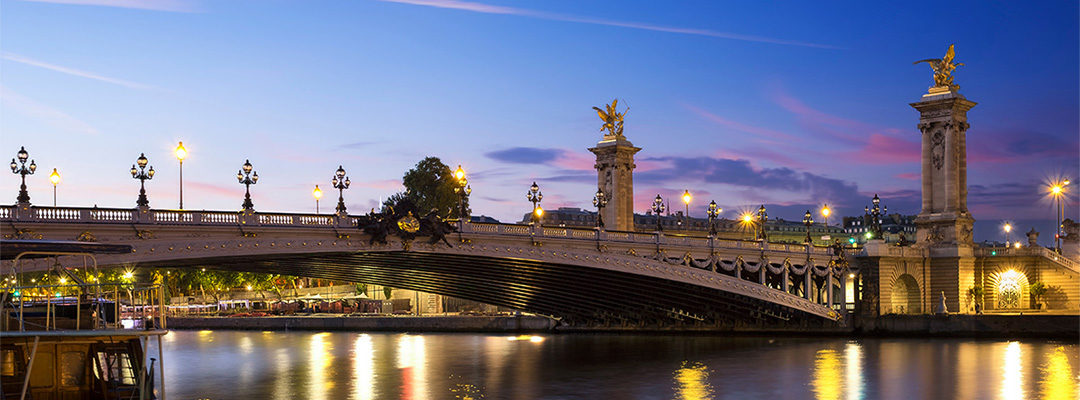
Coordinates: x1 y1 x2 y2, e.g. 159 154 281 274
848 134 920 164
186 181 237 197
552 151 595 171
895 172 920 180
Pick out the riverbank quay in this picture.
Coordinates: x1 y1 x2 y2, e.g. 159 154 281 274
167 314 556 332
167 313 1078 338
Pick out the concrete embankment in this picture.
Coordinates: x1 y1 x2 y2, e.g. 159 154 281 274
853 314 1079 339
167 315 556 332
167 314 1079 338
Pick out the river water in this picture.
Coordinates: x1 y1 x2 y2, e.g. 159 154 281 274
150 330 1078 399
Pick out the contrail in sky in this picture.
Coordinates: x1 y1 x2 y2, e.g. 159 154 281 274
377 0 840 49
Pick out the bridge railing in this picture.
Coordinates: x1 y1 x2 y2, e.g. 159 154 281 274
974 246 1080 273
4 205 834 255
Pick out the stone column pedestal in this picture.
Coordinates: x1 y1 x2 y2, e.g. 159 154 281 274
589 136 640 232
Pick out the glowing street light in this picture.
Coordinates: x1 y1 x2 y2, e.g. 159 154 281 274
49 168 60 206
10 146 36 204
175 141 187 209
453 165 471 241
1049 178 1070 253
681 190 692 227
312 185 323 214
131 153 155 208
1003 223 1012 247
527 182 543 224
821 203 831 227
756 204 769 242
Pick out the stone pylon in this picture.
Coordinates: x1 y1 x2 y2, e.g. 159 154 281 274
911 86 977 313
589 135 640 232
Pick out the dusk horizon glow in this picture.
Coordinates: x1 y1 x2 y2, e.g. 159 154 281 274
2 0 1076 245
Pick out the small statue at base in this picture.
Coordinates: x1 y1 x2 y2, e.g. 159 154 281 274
935 291 949 315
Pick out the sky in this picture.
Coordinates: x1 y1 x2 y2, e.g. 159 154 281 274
1 0 1077 245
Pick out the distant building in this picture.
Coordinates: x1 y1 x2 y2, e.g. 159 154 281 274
842 213 916 244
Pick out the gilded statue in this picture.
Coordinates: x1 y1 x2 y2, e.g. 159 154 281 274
914 44 964 88
593 99 628 139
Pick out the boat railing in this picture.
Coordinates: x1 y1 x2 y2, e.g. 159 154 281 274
1 282 167 332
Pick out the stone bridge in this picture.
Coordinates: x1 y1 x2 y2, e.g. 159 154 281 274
2 205 849 327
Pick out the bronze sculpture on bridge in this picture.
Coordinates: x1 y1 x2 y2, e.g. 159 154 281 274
913 43 964 88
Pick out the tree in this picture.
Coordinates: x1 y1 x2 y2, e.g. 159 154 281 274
1029 282 1047 309
384 157 470 219
383 286 393 300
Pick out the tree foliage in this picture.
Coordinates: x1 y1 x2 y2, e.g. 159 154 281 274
384 156 470 219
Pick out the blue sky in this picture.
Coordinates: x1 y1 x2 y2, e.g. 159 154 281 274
1 0 1077 244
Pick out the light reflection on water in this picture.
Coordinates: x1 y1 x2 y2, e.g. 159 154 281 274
150 331 1079 400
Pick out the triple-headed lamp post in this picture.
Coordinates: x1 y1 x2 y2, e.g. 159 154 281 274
864 194 886 240
130 153 155 208
527 182 543 224
49 168 60 207
237 160 258 210
706 200 722 255
803 210 814 244
175 141 187 209
332 165 351 215
757 204 769 242
10 146 36 204
592 188 608 229
651 194 666 232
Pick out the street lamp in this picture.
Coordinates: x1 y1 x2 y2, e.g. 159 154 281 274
1050 178 1070 253
10 146 36 204
237 159 258 210
821 204 831 228
453 165 471 241
706 200 722 255
803 209 814 244
592 188 608 229
175 141 187 209
312 185 323 214
527 182 543 224
681 190 692 228
49 168 60 206
864 194 886 241
651 194 666 232
332 165 351 214
1003 223 1012 247
756 204 769 242
131 153 155 208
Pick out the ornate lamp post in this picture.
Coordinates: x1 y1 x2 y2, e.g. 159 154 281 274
592 188 608 229
10 146 36 204
651 194 666 232
821 203 831 228
706 200 722 254
312 185 323 214
49 168 60 207
756 204 769 242
130 153 155 208
1050 178 1070 253
527 182 543 224
453 165 471 242
237 159 258 210
864 194 886 240
332 165 351 214
803 210 814 244
681 190 692 228
1003 223 1012 248
175 141 187 209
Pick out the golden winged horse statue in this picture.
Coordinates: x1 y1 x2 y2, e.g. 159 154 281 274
592 99 628 139
914 44 964 88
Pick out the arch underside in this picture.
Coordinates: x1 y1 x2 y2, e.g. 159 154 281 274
142 251 834 327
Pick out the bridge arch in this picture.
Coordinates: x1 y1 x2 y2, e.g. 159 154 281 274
889 273 921 314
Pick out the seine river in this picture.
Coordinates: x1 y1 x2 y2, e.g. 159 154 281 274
151 330 1078 399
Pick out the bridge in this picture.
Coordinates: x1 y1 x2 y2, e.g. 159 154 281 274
1 204 847 327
